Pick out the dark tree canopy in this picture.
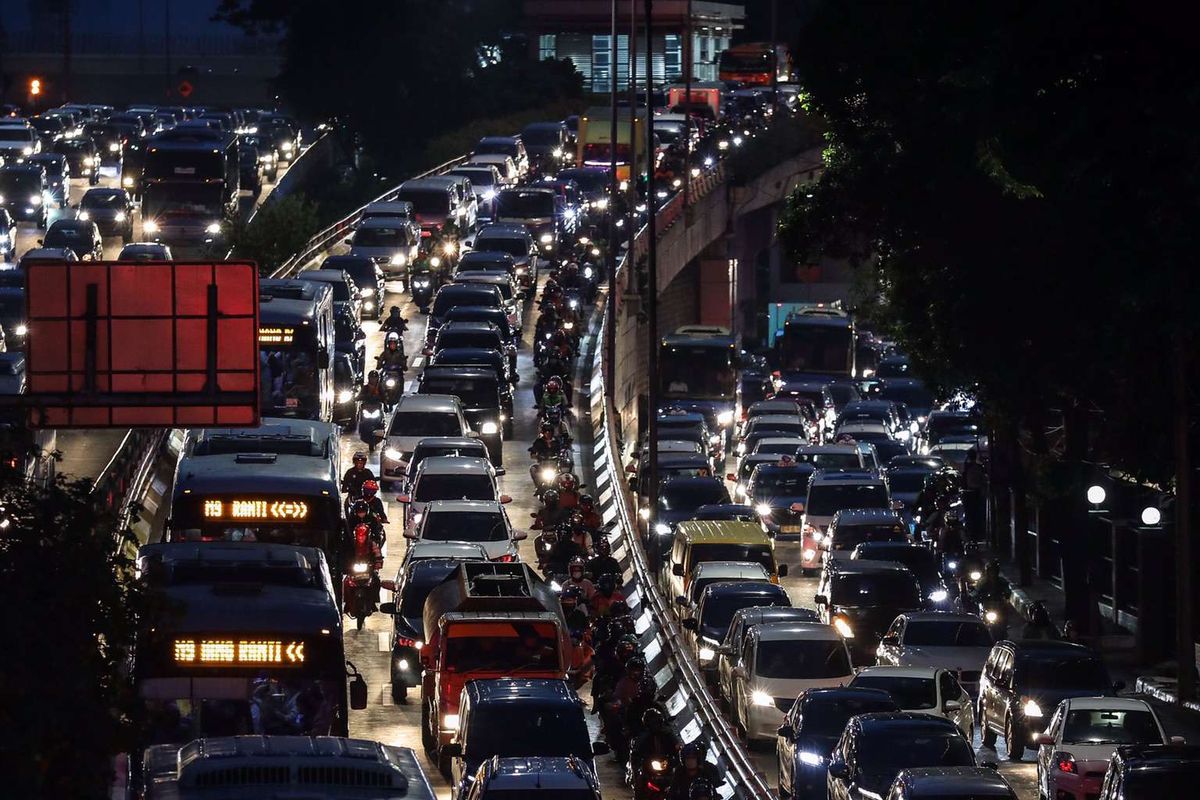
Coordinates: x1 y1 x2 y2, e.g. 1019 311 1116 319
780 1 1200 482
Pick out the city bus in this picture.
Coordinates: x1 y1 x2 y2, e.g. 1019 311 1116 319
774 305 856 378
259 278 335 422
659 325 741 442
133 542 365 751
166 418 344 571
141 127 239 246
718 43 793 86
576 106 645 182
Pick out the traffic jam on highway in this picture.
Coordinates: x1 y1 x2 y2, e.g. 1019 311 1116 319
2 43 1192 800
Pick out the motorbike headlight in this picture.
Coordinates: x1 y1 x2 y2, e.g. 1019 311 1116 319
751 690 774 707
442 713 459 731
594 197 608 210
143 220 159 233
550 580 563 592
832 617 855 639
337 389 354 404
429 256 441 267
969 570 983 582
205 222 221 235
389 253 406 266
583 266 594 279
482 189 496 201
29 194 42 206
385 448 402 460
83 156 96 167
414 278 430 287
928 589 949 603
122 176 134 187
114 212 126 222
802 548 817 561
654 522 671 536
649 759 666 772
282 141 294 152
947 560 959 570
15 324 27 336
698 646 716 663
811 530 824 543
564 321 574 330
798 751 826 767
78 211 90 221
540 233 553 244
108 142 120 152
638 507 650 520
385 378 397 388
352 561 369 574
480 421 499 435
755 503 772 517
22 146 34 156
1022 698 1043 718
985 610 999 623
360 287 373 298
442 241 457 255
361 408 381 419
552 147 563 158
540 467 557 482
717 410 734 426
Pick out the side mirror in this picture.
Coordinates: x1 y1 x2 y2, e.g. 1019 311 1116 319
379 602 397 615
441 743 462 758
348 674 368 710
1033 733 1055 746
789 502 805 513
777 723 794 739
827 760 849 782
814 594 828 606
495 468 506 477
344 236 353 245
397 494 412 504
513 531 528 541
891 499 904 511
373 428 387 439
732 665 747 679
675 595 688 607
777 564 789 577
681 618 697 631
672 564 684 577
1171 735 1187 744
881 635 899 646
499 494 512 504
403 531 418 540
592 740 611 756
943 700 962 712
467 431 480 439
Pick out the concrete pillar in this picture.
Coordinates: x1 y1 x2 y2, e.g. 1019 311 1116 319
697 253 733 328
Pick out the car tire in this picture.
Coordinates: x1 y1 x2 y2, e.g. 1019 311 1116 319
421 701 435 754
437 748 452 779
981 715 997 748
391 680 408 704
1004 713 1025 761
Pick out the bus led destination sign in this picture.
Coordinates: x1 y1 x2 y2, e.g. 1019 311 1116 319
202 499 310 520
259 326 296 345
172 638 306 666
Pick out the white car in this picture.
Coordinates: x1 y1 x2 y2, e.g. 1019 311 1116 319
849 665 974 740
380 394 474 485
1034 697 1181 800
465 154 519 185
400 540 491 566
874 612 995 695
403 499 524 562
675 560 770 614
395 455 507 531
729 621 855 742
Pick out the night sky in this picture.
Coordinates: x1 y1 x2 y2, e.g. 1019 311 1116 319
7 0 233 37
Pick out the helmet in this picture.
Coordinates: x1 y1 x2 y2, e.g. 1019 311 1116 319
777 453 796 466
362 479 379 497
385 332 400 348
560 584 583 607
351 500 370 516
569 511 584 527
568 555 586 575
681 742 703 761
352 451 367 464
556 473 577 491
688 780 716 800
542 489 560 506
368 370 380 381
596 573 618 595
593 535 611 556
625 654 646 673
579 493 594 508
608 599 630 618
546 377 562 393
615 634 639 659
642 707 666 730
389 305 401 316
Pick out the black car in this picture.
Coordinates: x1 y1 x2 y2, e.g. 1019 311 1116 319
520 121 569 171
117 242 173 261
850 542 950 608
332 352 358 426
472 224 536 288
41 218 104 261
52 137 100 186
0 287 27 348
442 305 516 346
29 115 67 149
0 165 49 226
430 319 515 376
777 687 899 800
427 283 505 338
692 503 760 522
428 347 515 413
78 188 135 240
238 142 264 195
827 713 977 800
456 250 517 282
381 557 462 703
1100 744 1200 799
333 305 366 377
83 121 125 166
240 133 279 181
418 365 506 463
815 559 924 664
27 153 69 206
978 639 1120 761
320 255 385 320
465 756 603 800
652 476 733 554
683 580 790 675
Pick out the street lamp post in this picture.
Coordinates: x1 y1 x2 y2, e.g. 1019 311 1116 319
644 0 660 572
606 0 619 404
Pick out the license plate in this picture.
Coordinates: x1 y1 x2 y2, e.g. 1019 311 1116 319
781 525 802 533
285 397 299 408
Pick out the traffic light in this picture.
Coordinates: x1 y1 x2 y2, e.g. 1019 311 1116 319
29 78 42 97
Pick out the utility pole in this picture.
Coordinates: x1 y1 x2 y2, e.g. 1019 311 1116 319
1175 324 1194 703
606 0 619 403
626 0 638 294
164 0 172 98
61 1 72 103
770 0 779 117
644 0 661 572
682 0 692 210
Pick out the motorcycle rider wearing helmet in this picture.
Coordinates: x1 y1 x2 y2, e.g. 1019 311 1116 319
376 332 407 372
380 306 408 336
348 499 385 546
560 584 590 635
546 524 587 576
348 523 385 604
667 742 722 800
358 370 384 403
592 632 639 710
564 555 596 602
590 572 626 617
528 424 565 485
630 706 682 778
531 489 569 531
360 479 389 525
576 493 602 531
555 471 581 509
587 534 621 582
604 655 656 762
541 376 571 417
341 452 375 498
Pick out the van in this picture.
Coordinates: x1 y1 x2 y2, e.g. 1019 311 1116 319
379 394 474 486
395 178 461 238
424 174 478 232
666 520 785 604
800 470 893 572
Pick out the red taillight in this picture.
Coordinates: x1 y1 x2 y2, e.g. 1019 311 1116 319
396 636 419 648
1055 752 1077 774
421 229 433 238
495 554 515 563
354 524 368 547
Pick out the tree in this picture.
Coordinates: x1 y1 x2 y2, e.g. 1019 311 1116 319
0 476 153 795
228 194 322 274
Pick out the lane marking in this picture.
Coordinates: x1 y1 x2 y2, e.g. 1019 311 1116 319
378 632 391 652
411 356 424 368
381 685 394 707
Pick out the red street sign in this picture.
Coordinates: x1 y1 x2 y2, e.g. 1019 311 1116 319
23 261 261 428
178 80 193 98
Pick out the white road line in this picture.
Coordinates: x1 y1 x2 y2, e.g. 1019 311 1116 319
377 632 391 652
380 685 394 707
411 356 424 368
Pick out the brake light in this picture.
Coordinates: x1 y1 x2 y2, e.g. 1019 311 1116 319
1054 752 1077 774
494 554 516 563
395 636 424 650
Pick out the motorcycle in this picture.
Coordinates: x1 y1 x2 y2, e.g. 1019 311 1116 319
535 530 557 571
532 457 560 496
410 269 435 312
629 754 674 800
381 366 404 407
358 401 385 452
342 529 380 631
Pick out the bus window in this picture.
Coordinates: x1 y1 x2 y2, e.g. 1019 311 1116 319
660 344 736 399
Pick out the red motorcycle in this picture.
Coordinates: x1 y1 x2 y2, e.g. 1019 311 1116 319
342 524 382 630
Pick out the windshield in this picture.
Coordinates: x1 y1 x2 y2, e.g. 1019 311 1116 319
389 412 463 437
436 330 502 351
54 139 93 154
702 593 787 638
144 149 224 181
831 524 908 550
353 227 410 248
422 511 506 542
0 129 34 142
475 140 518 158
43 226 91 247
260 346 321 418
797 451 862 469
852 675 937 709
432 291 501 317
560 170 609 192
1061 709 1162 746
143 183 223 215
467 706 590 760
81 190 125 208
887 470 931 493
421 378 497 408
1122 767 1200 797
399 565 457 621
445 621 559 671
661 345 736 399
413 474 494 502
902 621 993 648
857 731 974 775
1018 657 1110 692
779 324 852 375
0 174 39 193
751 472 809 496
801 696 897 737
660 482 730 511
690 544 774 573
495 190 554 218
830 573 920 607
878 384 935 411
450 168 495 187
475 236 528 258
31 159 63 177
807 483 889 517
757 639 850 679
859 548 939 582
522 127 561 146
396 190 450 216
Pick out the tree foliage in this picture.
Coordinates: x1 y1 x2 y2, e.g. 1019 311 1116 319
0 476 152 795
779 1 1200 482
228 194 322 274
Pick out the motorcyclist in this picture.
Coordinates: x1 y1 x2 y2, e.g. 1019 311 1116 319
531 489 569 531
971 559 1009 604
564 555 596 602
541 376 571 417
667 743 722 800
361 479 389 525
358 370 384 403
587 535 622 582
560 584 590 634
376 332 407 373
1021 601 1061 640
349 522 384 596
590 573 626 617
555 471 582 509
380 306 408 336
348 499 385 546
568 623 596 690
630 706 682 782
529 423 565 486
576 493 603 531
604 655 655 762
546 524 587 577
341 452 374 498
592 632 638 710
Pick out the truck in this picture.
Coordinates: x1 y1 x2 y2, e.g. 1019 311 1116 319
667 83 723 122
576 106 645 182
718 42 793 85
407 561 569 775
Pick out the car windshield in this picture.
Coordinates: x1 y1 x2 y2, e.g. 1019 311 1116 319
495 190 555 218
1061 709 1163 746
422 377 498 408
797 452 862 469
422 511 506 542
660 482 730 511
467 706 590 760
1121 767 1200 797
450 168 495 187
831 573 920 606
413 474 494 502
691 544 774 573
858 548 938 581
43 226 89 245
328 260 376 287
81 190 125 208
887 470 932 493
31 159 64 177
389 412 462 436
851 675 937 709
395 190 449 215
399 564 457 621
831 524 908 550
857 730 974 774
901 621 993 648
877 383 935 411
561 170 609 192
0 129 34 142
353 227 409 247
522 127 561 145
701 594 787 639
432 291 500 317
1018 657 1110 692
757 639 850 679
806 483 890 516
437 330 502 350
750 472 809 495
475 236 528 257
754 442 802 456
0 173 39 193
800 696 897 737
475 140 518 158
479 792 595 800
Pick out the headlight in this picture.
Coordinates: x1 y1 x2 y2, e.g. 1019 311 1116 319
832 617 855 639
985 610 999 623
638 507 650 520
412 512 423 525
717 410 734 426
442 713 459 730
811 530 824 543
414 278 430 287
969 570 983 582
361 408 381 419
751 690 774 707
83 156 96 167
540 233 553 244
143 220 159 233
114 212 126 222
947 560 959 570
540 467 557 482
352 562 369 574
337 389 354 403
15 324 27 336
442 241 457 255
550 580 563 592
755 503 772 517
360 287 373 298
583 266 594 279
802 548 817 561
108 142 120 152
205 222 221 235
282 141 294 152
552 147 563 158
594 197 608 210
482 189 496 201
122 176 134 187
718 140 730 150
429 256 441 267
385 378 397 388
481 421 499 435
385 448 402 460
1023 699 1043 718
929 589 949 603
649 758 666 772
564 321 574 330
654 522 671 536
28 195 42 206
698 646 716 663
78 211 90 221
0 195 4 205
736 443 746 454
22 146 34 156
733 135 744 146
363 301 374 311
798 751 826 767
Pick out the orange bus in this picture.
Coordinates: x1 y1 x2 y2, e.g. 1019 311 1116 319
718 43 792 86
